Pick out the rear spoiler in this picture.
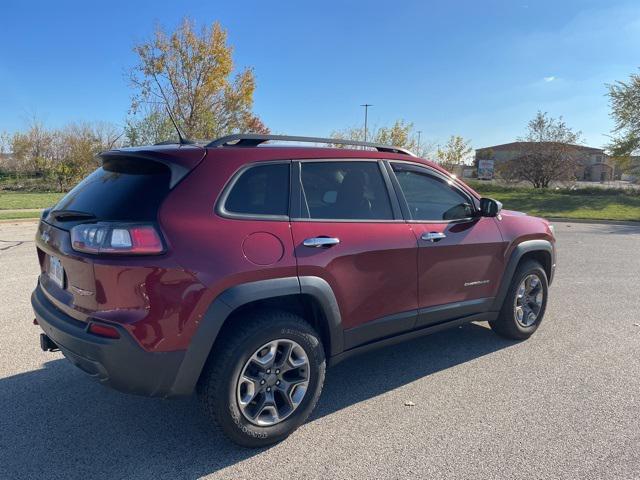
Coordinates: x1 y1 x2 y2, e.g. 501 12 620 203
99 145 207 189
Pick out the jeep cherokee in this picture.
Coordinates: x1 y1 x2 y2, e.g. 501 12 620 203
32 134 556 447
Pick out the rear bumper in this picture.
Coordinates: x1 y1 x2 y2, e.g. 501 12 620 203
31 284 186 398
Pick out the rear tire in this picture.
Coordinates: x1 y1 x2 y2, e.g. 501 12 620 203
197 309 326 447
490 260 548 340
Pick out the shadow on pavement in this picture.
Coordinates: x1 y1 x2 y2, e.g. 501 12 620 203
314 323 514 420
0 323 514 479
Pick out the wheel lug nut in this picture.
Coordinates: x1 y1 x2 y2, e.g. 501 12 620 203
266 369 271 374
275 369 280 374
276 380 280 385
267 387 271 392
260 380 265 385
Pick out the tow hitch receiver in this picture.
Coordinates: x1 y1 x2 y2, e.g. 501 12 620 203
40 333 59 352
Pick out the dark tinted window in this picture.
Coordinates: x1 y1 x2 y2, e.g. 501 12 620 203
52 160 171 222
299 162 393 220
392 164 474 221
224 163 290 216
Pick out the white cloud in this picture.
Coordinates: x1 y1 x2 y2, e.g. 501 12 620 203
543 76 556 82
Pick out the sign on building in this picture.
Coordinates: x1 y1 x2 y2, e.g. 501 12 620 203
477 159 495 180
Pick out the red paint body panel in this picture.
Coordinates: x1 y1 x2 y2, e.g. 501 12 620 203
496 209 556 260
290 222 418 329
411 218 506 307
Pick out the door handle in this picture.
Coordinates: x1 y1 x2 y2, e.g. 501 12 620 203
421 232 446 242
303 237 340 248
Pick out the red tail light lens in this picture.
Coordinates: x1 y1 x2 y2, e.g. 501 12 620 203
71 223 164 255
88 323 121 339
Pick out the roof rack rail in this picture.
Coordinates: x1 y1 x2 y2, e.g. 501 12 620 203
206 134 416 156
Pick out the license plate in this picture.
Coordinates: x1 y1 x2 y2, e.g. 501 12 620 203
48 255 64 289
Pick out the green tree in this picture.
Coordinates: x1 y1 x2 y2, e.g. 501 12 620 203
331 120 432 157
125 105 175 146
435 135 473 171
128 18 268 142
607 69 640 157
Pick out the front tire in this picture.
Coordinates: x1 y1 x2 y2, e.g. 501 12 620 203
197 309 326 447
490 260 548 340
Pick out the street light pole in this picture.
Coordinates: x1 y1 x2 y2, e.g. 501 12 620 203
360 104 373 143
417 130 422 154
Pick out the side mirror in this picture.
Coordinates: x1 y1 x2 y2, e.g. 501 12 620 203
479 197 502 217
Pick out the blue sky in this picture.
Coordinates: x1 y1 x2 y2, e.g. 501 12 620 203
1 0 638 150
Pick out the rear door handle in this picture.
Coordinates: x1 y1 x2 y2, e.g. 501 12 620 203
421 232 446 242
303 237 340 248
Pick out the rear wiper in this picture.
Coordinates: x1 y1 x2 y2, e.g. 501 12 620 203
50 210 96 221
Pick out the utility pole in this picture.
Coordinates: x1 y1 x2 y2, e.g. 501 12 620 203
360 104 373 143
417 130 422 154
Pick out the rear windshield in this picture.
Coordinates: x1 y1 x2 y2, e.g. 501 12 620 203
51 159 171 222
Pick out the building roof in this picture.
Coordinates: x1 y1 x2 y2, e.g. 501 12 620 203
476 141 604 153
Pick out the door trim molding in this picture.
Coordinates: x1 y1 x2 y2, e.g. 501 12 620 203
342 297 494 351
332 311 498 366
344 309 418 350
416 297 493 329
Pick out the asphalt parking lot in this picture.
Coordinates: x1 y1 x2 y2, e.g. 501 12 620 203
1 220 639 479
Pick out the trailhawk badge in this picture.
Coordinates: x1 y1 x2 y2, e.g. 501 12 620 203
464 280 491 287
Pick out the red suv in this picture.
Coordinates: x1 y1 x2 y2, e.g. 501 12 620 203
32 134 555 446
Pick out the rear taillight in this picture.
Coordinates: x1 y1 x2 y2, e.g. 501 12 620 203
70 223 164 255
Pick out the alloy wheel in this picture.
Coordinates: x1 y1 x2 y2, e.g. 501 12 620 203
514 274 544 328
236 339 310 426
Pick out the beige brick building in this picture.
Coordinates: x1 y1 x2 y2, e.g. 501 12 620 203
475 142 614 182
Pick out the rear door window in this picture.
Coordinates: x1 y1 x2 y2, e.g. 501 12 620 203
298 161 393 220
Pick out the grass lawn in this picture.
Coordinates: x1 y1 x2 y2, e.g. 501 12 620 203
0 210 43 220
471 184 640 222
0 192 64 210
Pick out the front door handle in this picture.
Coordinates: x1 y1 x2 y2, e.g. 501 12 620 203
421 232 446 242
303 237 340 248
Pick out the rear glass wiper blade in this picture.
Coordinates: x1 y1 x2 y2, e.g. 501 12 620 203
50 210 97 221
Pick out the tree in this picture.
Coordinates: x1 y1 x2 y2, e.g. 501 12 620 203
125 104 175 146
128 18 268 142
494 159 521 184
49 124 102 191
331 120 433 157
10 118 55 174
511 111 583 188
435 135 473 171
607 69 640 157
8 119 123 191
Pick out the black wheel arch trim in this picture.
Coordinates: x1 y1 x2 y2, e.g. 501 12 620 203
168 276 342 396
491 239 554 312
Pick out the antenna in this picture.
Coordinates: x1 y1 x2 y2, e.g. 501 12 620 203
164 105 191 145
